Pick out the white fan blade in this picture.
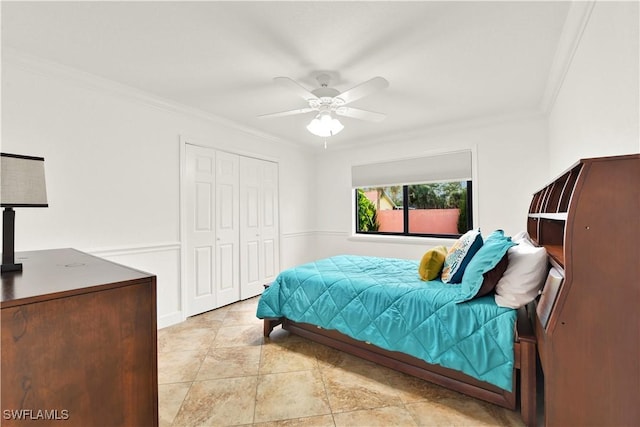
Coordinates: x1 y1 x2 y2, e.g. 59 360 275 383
336 76 389 105
274 77 319 101
335 107 386 122
257 107 316 119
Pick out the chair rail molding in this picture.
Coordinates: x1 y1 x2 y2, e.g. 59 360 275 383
87 242 183 329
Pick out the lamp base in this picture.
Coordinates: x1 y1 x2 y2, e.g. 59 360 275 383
2 207 21 274
1 263 23 273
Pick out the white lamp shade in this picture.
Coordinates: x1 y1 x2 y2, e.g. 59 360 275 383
1 153 48 207
306 113 344 137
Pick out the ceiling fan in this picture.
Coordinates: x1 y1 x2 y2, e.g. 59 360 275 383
258 73 389 137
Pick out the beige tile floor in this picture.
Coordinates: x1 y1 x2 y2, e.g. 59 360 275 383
158 297 527 427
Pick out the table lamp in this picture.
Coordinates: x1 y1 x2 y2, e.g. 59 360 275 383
1 153 48 273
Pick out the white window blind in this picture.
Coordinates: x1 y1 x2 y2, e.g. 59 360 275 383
351 150 472 188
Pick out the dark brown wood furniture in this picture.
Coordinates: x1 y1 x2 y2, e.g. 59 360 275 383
528 154 639 426
1 249 158 426
263 297 537 426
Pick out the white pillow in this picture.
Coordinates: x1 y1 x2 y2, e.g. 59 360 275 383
511 230 530 242
494 233 548 308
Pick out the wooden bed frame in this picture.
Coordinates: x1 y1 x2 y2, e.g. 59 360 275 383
263 305 536 427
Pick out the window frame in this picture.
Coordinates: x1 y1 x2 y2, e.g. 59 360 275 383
354 180 473 239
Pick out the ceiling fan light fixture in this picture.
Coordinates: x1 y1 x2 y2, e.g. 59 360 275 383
306 112 344 137
262 74 389 140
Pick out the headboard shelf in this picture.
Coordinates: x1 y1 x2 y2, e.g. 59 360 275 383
541 244 563 267
530 154 639 427
527 212 567 220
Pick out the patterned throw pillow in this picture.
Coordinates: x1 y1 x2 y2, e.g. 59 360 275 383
441 228 483 284
418 246 448 281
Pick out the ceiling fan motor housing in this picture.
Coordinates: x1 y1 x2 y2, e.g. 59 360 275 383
310 73 343 107
310 75 343 109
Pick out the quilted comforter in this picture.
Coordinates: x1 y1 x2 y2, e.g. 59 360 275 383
256 255 517 391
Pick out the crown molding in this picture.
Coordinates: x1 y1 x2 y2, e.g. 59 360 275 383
327 109 546 153
539 0 596 114
2 48 310 152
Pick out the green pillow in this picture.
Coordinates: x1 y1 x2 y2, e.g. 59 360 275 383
418 246 448 281
458 230 516 302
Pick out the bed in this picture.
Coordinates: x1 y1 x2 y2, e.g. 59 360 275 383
257 236 538 427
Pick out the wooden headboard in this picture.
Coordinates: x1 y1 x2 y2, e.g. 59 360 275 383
527 154 639 426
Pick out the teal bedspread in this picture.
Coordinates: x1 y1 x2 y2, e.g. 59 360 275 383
256 255 517 391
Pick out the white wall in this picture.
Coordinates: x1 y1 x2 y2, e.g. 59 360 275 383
548 1 639 176
313 115 549 260
1 53 316 328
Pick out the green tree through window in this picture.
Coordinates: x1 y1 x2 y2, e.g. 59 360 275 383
356 188 379 232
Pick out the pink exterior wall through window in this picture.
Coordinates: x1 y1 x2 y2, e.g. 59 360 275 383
376 208 460 234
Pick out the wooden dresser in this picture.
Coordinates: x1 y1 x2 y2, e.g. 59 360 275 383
1 249 158 426
528 154 639 426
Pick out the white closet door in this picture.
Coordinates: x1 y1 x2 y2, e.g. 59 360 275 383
240 157 262 298
185 144 217 316
240 157 280 299
260 160 280 286
215 151 240 307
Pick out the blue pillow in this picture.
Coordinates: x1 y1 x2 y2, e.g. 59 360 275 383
441 228 483 284
458 230 516 302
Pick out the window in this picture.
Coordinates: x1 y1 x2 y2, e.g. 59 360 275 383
352 151 473 238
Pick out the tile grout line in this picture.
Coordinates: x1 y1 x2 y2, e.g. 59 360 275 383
167 306 230 426
314 347 338 426
381 367 420 426
170 312 219 426
169 380 196 427
252 333 266 425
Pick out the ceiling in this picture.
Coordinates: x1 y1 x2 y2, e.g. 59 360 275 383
1 1 571 149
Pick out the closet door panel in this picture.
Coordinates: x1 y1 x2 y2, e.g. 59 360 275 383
195 183 213 230
217 243 235 290
215 151 240 307
263 239 276 279
246 241 260 283
195 247 213 297
185 145 217 315
240 157 280 299
261 160 280 285
240 157 263 298
218 184 234 229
